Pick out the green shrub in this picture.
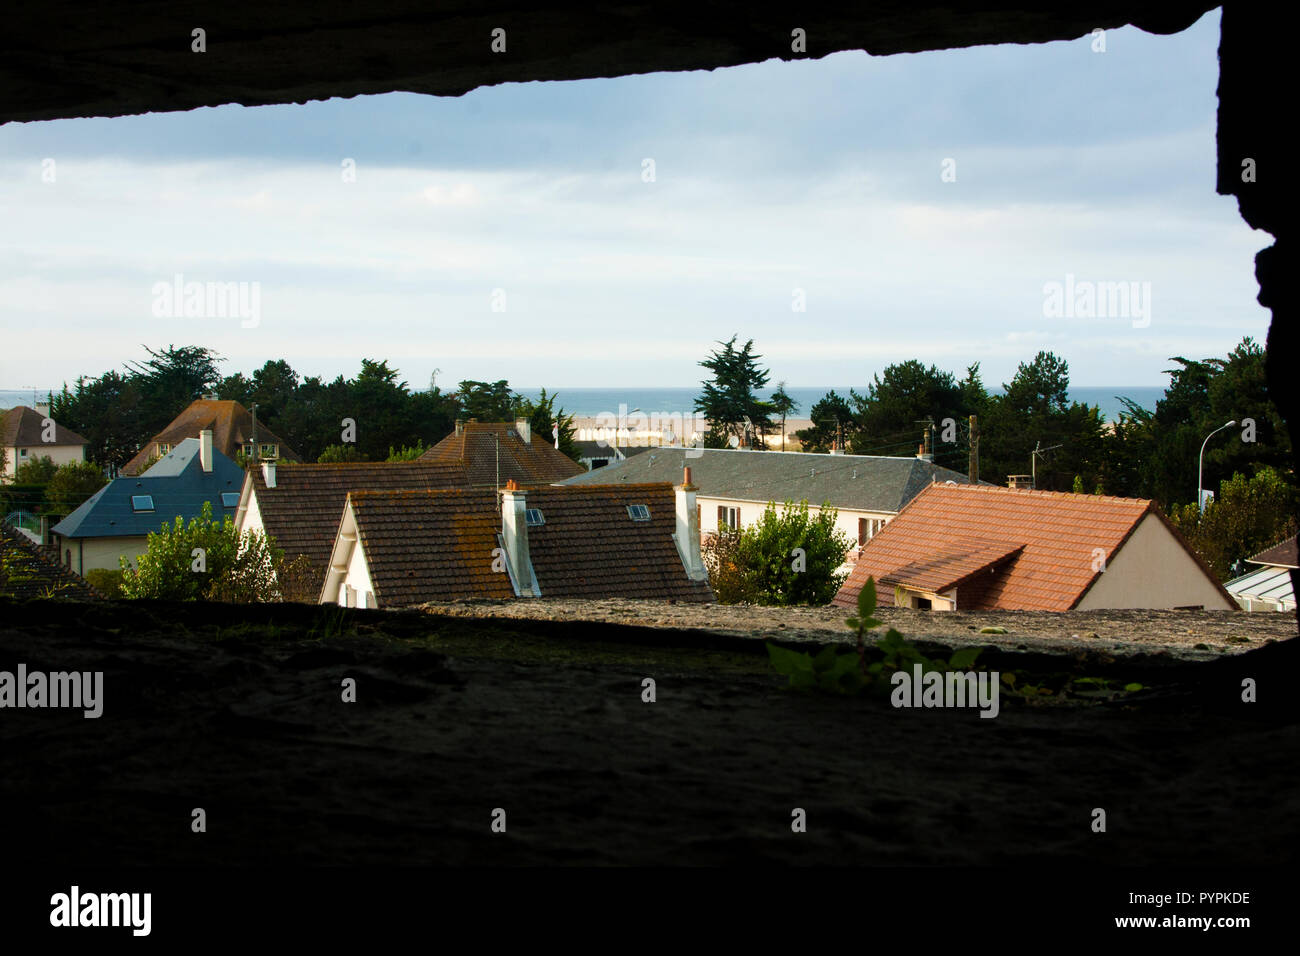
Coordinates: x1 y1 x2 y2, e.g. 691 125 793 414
84 568 125 598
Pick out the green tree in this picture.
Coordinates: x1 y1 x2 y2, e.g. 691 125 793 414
1168 467 1299 580
703 499 852 605
456 380 518 421
796 391 854 453
847 360 969 456
13 455 58 484
119 500 285 602
43 461 108 515
694 336 774 448
769 382 799 452
48 370 145 471
318 444 368 463
386 443 427 462
516 388 580 460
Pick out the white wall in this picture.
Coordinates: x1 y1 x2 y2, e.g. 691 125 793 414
697 494 892 568
3 443 85 478
1077 513 1236 610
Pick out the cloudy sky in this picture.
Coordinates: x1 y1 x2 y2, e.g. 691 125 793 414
0 9 1269 393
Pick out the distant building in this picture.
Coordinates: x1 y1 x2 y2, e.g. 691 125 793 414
419 420 584 485
574 440 655 471
1226 534 1297 612
1 404 88 479
321 476 711 608
52 432 244 575
834 482 1236 612
562 447 976 568
121 399 300 476
233 459 470 595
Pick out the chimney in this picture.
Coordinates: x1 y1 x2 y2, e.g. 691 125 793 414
515 418 531 444
455 419 465 438
199 429 213 473
38 515 49 547
1007 474 1032 490
500 479 538 596
35 401 51 417
675 467 708 581
262 459 277 489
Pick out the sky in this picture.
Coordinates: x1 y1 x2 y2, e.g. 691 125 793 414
0 9 1270 393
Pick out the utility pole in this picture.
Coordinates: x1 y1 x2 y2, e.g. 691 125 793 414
251 403 259 462
1031 441 1062 489
968 414 979 484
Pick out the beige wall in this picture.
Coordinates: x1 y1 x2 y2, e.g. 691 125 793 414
55 534 150 575
3 443 85 478
1077 513 1235 610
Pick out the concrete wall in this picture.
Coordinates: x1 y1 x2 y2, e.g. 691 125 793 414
1077 513 1236 610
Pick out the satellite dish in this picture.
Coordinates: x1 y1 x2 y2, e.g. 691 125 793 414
727 435 740 448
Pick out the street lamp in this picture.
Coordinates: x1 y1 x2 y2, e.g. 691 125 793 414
1198 420 1237 513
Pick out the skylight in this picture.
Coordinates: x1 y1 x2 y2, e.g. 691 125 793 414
525 508 545 526
627 504 651 522
131 495 155 512
221 492 240 508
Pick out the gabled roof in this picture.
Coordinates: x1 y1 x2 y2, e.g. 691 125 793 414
337 482 712 606
1247 534 1298 569
0 525 101 600
243 460 469 587
121 399 300 475
420 422 584 485
562 447 975 514
52 437 245 538
833 483 1231 611
1 405 88 447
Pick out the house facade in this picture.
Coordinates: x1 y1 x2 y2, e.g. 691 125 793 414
1 404 88 480
321 475 711 608
834 482 1237 612
121 398 300 475
51 431 244 575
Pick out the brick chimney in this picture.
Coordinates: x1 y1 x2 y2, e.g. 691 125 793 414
199 428 213 473
262 459 277 489
515 418 531 444
674 466 708 581
500 479 538 596
454 419 465 438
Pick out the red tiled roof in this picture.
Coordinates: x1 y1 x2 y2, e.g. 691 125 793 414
1247 534 1298 569
420 422 584 485
122 399 300 475
349 489 514 606
344 482 712 606
833 483 1225 611
249 460 468 590
1 405 88 447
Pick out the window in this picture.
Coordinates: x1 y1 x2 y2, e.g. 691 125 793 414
717 505 739 531
525 508 545 526
158 443 171 455
858 517 884 546
131 495 155 512
19 448 27 457
242 443 255 456
221 492 240 508
259 443 278 458
627 504 651 522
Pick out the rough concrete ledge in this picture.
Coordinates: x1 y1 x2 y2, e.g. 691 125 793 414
414 597 1296 661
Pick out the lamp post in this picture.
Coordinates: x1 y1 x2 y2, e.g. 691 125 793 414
1198 420 1237 513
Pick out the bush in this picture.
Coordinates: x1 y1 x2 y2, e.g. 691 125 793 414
120 500 287 602
317 444 367 463
84 568 125 598
386 442 426 462
44 461 108 515
14 455 58 484
703 499 853 605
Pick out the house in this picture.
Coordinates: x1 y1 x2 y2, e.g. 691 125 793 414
1226 534 1297 612
321 473 712 608
420 420 584 485
0 524 101 600
232 459 470 595
1 404 88 479
51 431 244 575
121 399 300 475
833 482 1237 612
574 440 655 471
561 447 975 566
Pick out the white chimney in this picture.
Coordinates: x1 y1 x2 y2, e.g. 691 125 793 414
262 459 277 489
500 480 538 596
515 419 531 444
199 429 213 473
675 467 707 581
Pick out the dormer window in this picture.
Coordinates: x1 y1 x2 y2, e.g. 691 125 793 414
524 508 545 527
627 504 651 522
158 443 171 456
259 443 278 459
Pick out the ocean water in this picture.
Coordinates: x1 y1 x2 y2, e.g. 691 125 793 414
2 385 1166 423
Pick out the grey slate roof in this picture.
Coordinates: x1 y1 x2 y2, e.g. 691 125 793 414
52 437 245 538
560 447 976 514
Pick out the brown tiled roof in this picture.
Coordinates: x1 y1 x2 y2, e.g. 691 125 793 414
122 399 300 475
0 526 101 600
1248 534 1298 569
348 489 514 606
1 406 88 447
345 482 712 606
250 460 469 590
526 483 712 602
833 483 1230 611
419 422 584 485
